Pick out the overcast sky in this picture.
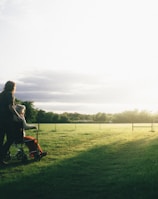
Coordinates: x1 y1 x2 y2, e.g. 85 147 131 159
0 0 158 114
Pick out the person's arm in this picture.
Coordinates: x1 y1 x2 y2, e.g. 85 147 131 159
22 115 36 130
9 104 23 121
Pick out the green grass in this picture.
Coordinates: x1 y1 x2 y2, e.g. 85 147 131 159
1 123 158 198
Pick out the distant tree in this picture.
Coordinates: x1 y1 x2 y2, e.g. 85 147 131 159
22 101 37 122
15 98 157 124
112 110 152 123
106 114 113 123
113 110 137 123
94 112 106 122
52 113 59 123
36 109 46 123
138 110 152 123
59 113 69 123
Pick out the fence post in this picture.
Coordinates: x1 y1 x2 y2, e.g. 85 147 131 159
132 123 134 131
151 121 154 132
38 123 40 131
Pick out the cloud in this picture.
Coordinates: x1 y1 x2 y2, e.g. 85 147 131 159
15 70 103 101
1 68 158 113
0 69 141 113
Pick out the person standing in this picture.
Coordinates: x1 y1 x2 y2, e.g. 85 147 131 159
0 81 22 166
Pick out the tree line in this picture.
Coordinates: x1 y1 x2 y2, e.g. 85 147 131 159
17 99 158 123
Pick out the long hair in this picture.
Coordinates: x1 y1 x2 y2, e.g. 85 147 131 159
4 81 16 92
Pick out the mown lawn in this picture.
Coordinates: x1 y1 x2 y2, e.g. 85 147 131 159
1 123 158 199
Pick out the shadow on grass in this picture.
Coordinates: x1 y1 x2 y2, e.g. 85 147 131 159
1 137 158 199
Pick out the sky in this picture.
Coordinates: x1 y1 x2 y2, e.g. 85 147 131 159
0 0 158 114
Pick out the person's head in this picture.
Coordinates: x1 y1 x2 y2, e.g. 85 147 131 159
16 104 26 115
4 81 16 93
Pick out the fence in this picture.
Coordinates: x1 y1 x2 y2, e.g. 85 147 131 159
132 122 155 132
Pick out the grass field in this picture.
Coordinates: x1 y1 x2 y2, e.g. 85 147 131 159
1 123 158 199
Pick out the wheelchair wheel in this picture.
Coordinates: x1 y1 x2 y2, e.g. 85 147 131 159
21 154 28 163
16 150 28 162
16 150 23 160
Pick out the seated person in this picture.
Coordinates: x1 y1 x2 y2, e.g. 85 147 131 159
15 104 47 158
